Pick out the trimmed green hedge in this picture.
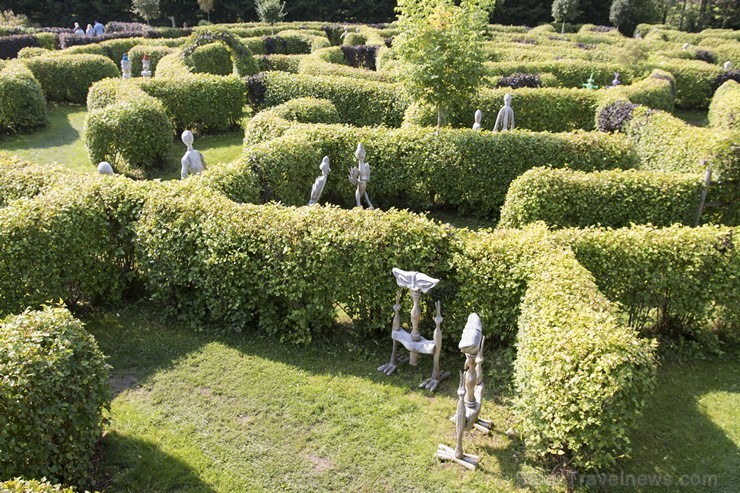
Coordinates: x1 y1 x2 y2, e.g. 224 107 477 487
0 61 47 134
22 54 119 104
556 225 739 341
0 306 109 486
257 54 304 73
484 60 639 89
499 167 703 229
89 75 246 134
239 121 638 218
0 154 73 207
611 69 675 112
514 245 656 470
655 59 720 109
624 106 739 181
190 42 233 76
708 80 739 130
257 71 410 127
84 92 173 177
266 97 340 124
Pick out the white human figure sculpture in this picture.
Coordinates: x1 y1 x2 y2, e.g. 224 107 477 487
378 268 450 392
683 42 690 50
348 143 374 209
97 161 114 175
723 61 732 71
436 313 490 470
473 109 482 131
308 156 331 205
493 93 514 132
180 130 206 180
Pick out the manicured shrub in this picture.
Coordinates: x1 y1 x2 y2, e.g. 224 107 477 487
485 60 639 88
190 42 233 75
657 59 720 109
258 71 410 127
624 106 739 181
341 44 379 70
16 46 50 58
0 61 47 133
514 245 656 470
0 154 73 206
499 167 703 229
596 99 638 132
0 34 40 60
128 44 176 76
556 225 739 339
403 87 602 132
612 69 675 112
22 54 119 104
152 52 191 78
496 72 541 89
258 54 304 73
0 478 75 493
267 97 340 124
0 306 109 486
84 93 173 177
181 28 260 77
708 80 739 130
240 122 638 218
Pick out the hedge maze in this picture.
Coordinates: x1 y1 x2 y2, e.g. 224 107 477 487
0 19 738 487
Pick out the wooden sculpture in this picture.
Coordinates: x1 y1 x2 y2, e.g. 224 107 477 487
436 313 491 469
377 268 449 392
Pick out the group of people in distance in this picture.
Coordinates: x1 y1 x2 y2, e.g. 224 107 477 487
73 20 105 37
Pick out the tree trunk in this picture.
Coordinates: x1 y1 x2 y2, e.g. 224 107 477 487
437 107 443 131
207 11 211 22
697 0 709 30
679 0 688 31
561 20 565 36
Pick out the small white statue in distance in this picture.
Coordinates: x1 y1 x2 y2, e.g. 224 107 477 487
97 161 114 175
493 93 514 132
308 156 331 205
378 268 450 392
180 130 206 180
436 313 490 470
348 143 374 209
473 109 483 131
723 61 732 71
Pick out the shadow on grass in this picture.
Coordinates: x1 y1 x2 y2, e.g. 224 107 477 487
92 433 217 493
0 105 82 150
600 355 739 492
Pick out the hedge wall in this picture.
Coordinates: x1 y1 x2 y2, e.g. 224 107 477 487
0 154 73 207
0 61 47 134
256 71 410 127
190 42 233 76
623 106 739 181
240 121 638 218
89 74 246 134
22 54 119 104
708 80 739 130
655 59 721 109
556 225 739 340
0 478 75 493
128 44 176 77
514 245 656 470
0 306 109 486
484 60 640 89
499 167 703 229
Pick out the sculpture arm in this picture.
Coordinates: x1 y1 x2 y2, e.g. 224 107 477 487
181 157 188 180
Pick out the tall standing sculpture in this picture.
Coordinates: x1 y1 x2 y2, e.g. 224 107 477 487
308 156 331 205
378 268 449 392
436 313 490 469
473 109 483 131
493 94 514 132
180 130 206 180
348 143 374 209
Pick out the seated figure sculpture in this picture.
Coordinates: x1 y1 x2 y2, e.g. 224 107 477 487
493 94 514 132
378 268 449 392
308 156 331 205
180 130 206 180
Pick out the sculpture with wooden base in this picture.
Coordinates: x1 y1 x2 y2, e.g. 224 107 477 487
377 268 449 392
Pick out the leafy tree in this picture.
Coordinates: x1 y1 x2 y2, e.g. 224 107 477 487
256 0 286 33
132 0 160 24
610 0 632 27
395 0 494 130
551 0 580 34
198 0 214 21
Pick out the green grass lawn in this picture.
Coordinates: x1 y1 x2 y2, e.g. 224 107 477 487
82 305 739 493
0 105 244 179
672 108 709 127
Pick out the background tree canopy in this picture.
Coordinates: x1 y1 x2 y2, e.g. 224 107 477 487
0 0 737 30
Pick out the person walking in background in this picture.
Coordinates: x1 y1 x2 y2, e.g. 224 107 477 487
85 23 94 37
93 20 105 36
73 22 84 35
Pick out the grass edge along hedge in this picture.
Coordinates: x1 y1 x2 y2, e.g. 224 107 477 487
514 244 657 470
0 306 109 487
499 167 703 229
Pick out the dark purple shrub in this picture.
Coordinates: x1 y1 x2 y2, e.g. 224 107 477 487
695 50 716 64
598 100 638 133
341 45 379 71
0 34 40 59
497 73 541 89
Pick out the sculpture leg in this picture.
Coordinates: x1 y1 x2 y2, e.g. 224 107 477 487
378 339 400 376
363 192 374 210
420 315 450 391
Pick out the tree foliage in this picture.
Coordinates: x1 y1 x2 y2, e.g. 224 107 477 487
394 0 494 129
131 0 160 24
610 0 632 27
255 0 286 25
197 0 214 21
552 0 580 34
